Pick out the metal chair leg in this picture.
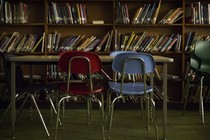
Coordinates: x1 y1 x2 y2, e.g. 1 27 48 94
108 95 123 140
16 93 30 119
93 96 105 140
47 94 62 126
182 84 191 116
55 96 71 140
30 94 50 137
150 98 159 140
0 94 19 123
140 98 144 119
87 98 91 126
200 76 205 125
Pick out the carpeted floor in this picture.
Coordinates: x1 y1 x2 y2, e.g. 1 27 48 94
0 106 210 140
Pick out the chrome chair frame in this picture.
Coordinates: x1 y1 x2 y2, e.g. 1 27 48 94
107 53 159 140
183 40 210 124
55 52 105 140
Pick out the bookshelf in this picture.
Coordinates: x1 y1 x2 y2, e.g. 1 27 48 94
1 0 210 103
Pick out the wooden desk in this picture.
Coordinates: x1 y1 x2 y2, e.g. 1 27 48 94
8 55 173 140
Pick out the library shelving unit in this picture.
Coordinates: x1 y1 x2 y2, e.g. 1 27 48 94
1 0 210 104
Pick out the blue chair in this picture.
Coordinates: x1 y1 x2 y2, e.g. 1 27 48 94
183 40 210 124
106 51 140 118
107 52 159 140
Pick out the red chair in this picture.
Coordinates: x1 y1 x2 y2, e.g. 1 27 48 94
55 51 105 140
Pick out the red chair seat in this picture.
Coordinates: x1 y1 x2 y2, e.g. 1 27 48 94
59 83 103 95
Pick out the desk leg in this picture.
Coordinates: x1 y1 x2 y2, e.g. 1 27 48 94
11 62 16 138
163 63 167 140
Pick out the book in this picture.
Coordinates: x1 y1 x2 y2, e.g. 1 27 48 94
185 32 195 52
139 4 151 24
47 33 52 52
152 0 161 24
160 34 174 52
104 30 113 52
51 30 58 51
124 31 135 51
7 34 22 53
144 2 156 24
128 35 138 50
185 3 194 24
165 8 182 24
59 35 74 51
0 32 7 40
92 20 104 24
208 4 210 24
54 33 61 52
41 32 46 52
0 36 10 52
121 34 129 51
0 3 4 23
51 2 60 24
141 35 154 52
175 34 182 52
136 4 146 24
31 34 45 52
156 36 169 52
71 34 85 50
79 4 85 24
23 34 37 52
168 10 183 24
65 3 73 24
71 6 78 24
132 7 142 24
197 2 201 24
85 38 100 51
113 29 118 51
138 36 150 51
1 32 19 52
76 4 82 24
158 9 175 24
188 32 196 51
15 34 27 53
132 31 147 51
67 35 80 50
145 34 159 52
165 35 178 52
77 36 96 51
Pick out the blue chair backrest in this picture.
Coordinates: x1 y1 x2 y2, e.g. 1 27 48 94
109 51 137 56
191 41 210 74
112 52 155 75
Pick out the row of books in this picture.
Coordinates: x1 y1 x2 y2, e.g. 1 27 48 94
185 32 210 52
115 31 182 52
47 30 114 53
49 2 87 24
0 32 45 53
0 1 28 24
115 2 130 24
46 64 106 80
132 0 161 24
0 30 183 53
158 7 183 24
116 0 182 25
185 2 210 24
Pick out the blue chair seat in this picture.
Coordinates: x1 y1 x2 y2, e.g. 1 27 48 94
108 81 153 95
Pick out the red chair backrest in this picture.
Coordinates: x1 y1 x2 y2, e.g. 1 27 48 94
58 51 102 74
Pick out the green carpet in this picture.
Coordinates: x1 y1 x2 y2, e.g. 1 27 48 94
0 108 210 140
